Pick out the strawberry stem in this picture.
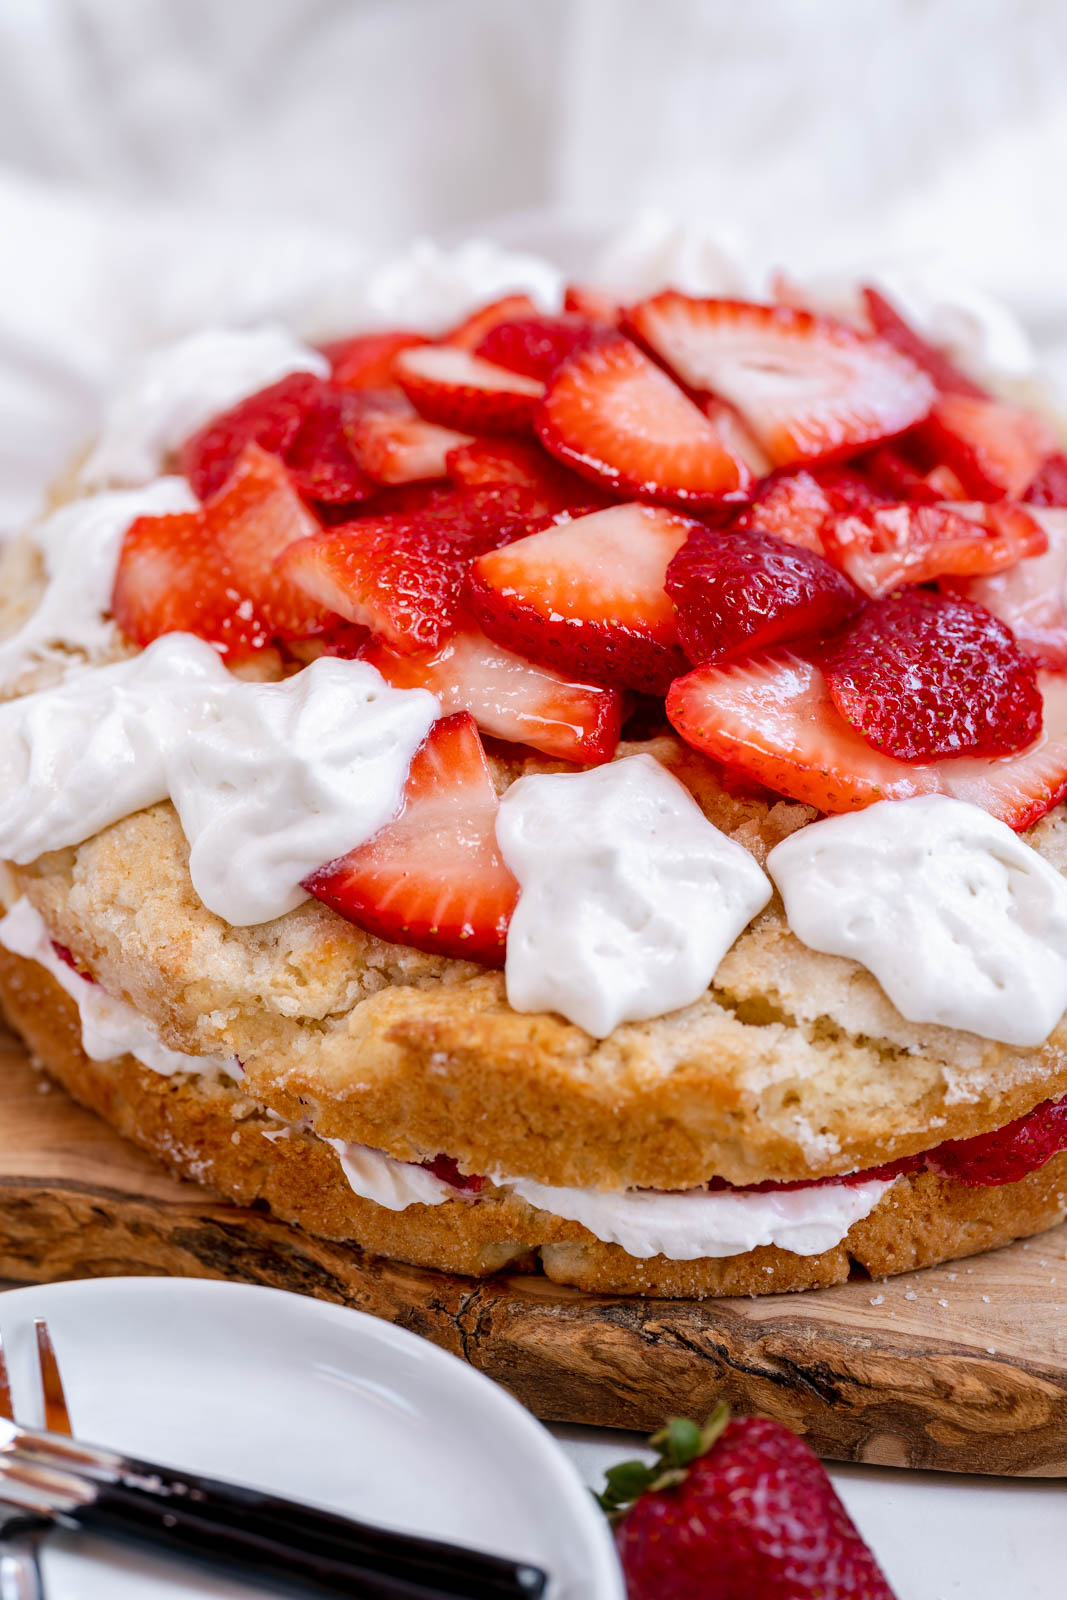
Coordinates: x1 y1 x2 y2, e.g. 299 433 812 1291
595 1404 732 1523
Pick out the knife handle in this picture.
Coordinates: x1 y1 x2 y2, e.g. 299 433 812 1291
74 1482 467 1599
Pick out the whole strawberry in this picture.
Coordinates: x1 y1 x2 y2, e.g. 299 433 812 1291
601 1407 896 1600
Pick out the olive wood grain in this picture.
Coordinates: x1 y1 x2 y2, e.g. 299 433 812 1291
0 1027 1064 1475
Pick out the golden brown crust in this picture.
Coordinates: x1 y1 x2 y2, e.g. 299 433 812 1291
3 947 1065 1299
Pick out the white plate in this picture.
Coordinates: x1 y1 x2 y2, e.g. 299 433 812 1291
0 1277 623 1600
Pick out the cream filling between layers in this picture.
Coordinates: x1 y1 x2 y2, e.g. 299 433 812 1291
0 898 893 1261
0 897 236 1078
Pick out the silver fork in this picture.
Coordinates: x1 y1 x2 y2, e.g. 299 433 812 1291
0 1321 73 1600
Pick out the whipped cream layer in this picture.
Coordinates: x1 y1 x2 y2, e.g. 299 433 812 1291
502 1171 894 1260
768 794 1067 1047
79 326 330 491
0 477 196 691
497 754 772 1038
325 1139 893 1260
0 634 437 925
0 897 234 1077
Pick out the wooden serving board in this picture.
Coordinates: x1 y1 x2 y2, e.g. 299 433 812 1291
0 1028 1065 1477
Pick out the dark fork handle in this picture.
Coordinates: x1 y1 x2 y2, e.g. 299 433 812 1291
71 1454 547 1600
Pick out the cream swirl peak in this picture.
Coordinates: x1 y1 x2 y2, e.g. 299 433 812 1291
0 636 438 926
496 754 773 1038
768 794 1067 1047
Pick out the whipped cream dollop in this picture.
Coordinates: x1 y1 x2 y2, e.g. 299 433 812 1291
339 237 561 333
0 897 233 1077
78 326 329 490
496 753 772 1037
588 211 764 301
0 634 230 863
168 656 437 924
0 477 196 689
767 794 1067 1047
0 634 438 926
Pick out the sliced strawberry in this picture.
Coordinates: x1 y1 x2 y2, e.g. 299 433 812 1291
1024 451 1067 507
536 335 751 509
445 436 610 516
861 286 988 398
667 651 1067 828
320 330 429 389
362 626 621 763
394 344 543 434
114 444 327 651
699 396 773 478
563 283 623 324
208 445 331 637
627 293 935 468
304 712 517 964
113 511 270 654
949 508 1067 667
445 293 539 350
665 525 861 667
346 389 473 485
819 589 1042 760
284 618 371 666
822 500 1047 597
737 467 886 555
862 442 967 503
738 471 832 554
919 393 1060 500
476 314 604 382
467 501 694 693
926 1095 1067 1186
180 372 324 501
282 387 378 506
279 483 539 653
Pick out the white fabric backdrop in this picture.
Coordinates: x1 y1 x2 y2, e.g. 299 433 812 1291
1 0 1066 525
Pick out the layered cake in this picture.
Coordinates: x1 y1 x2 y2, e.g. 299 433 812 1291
1 234 1066 1297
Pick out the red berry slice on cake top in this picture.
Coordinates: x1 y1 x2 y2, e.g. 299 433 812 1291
467 501 694 693
919 393 1060 500
394 344 545 434
280 483 540 654
321 329 429 389
736 466 888 554
536 334 753 507
627 293 936 466
821 500 1047 596
475 312 604 381
665 525 862 666
303 711 517 965
445 435 610 515
667 651 1067 829
114 444 329 652
362 627 622 765
819 589 1043 761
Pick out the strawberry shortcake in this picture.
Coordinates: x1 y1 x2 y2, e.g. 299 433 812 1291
1 244 1067 1299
